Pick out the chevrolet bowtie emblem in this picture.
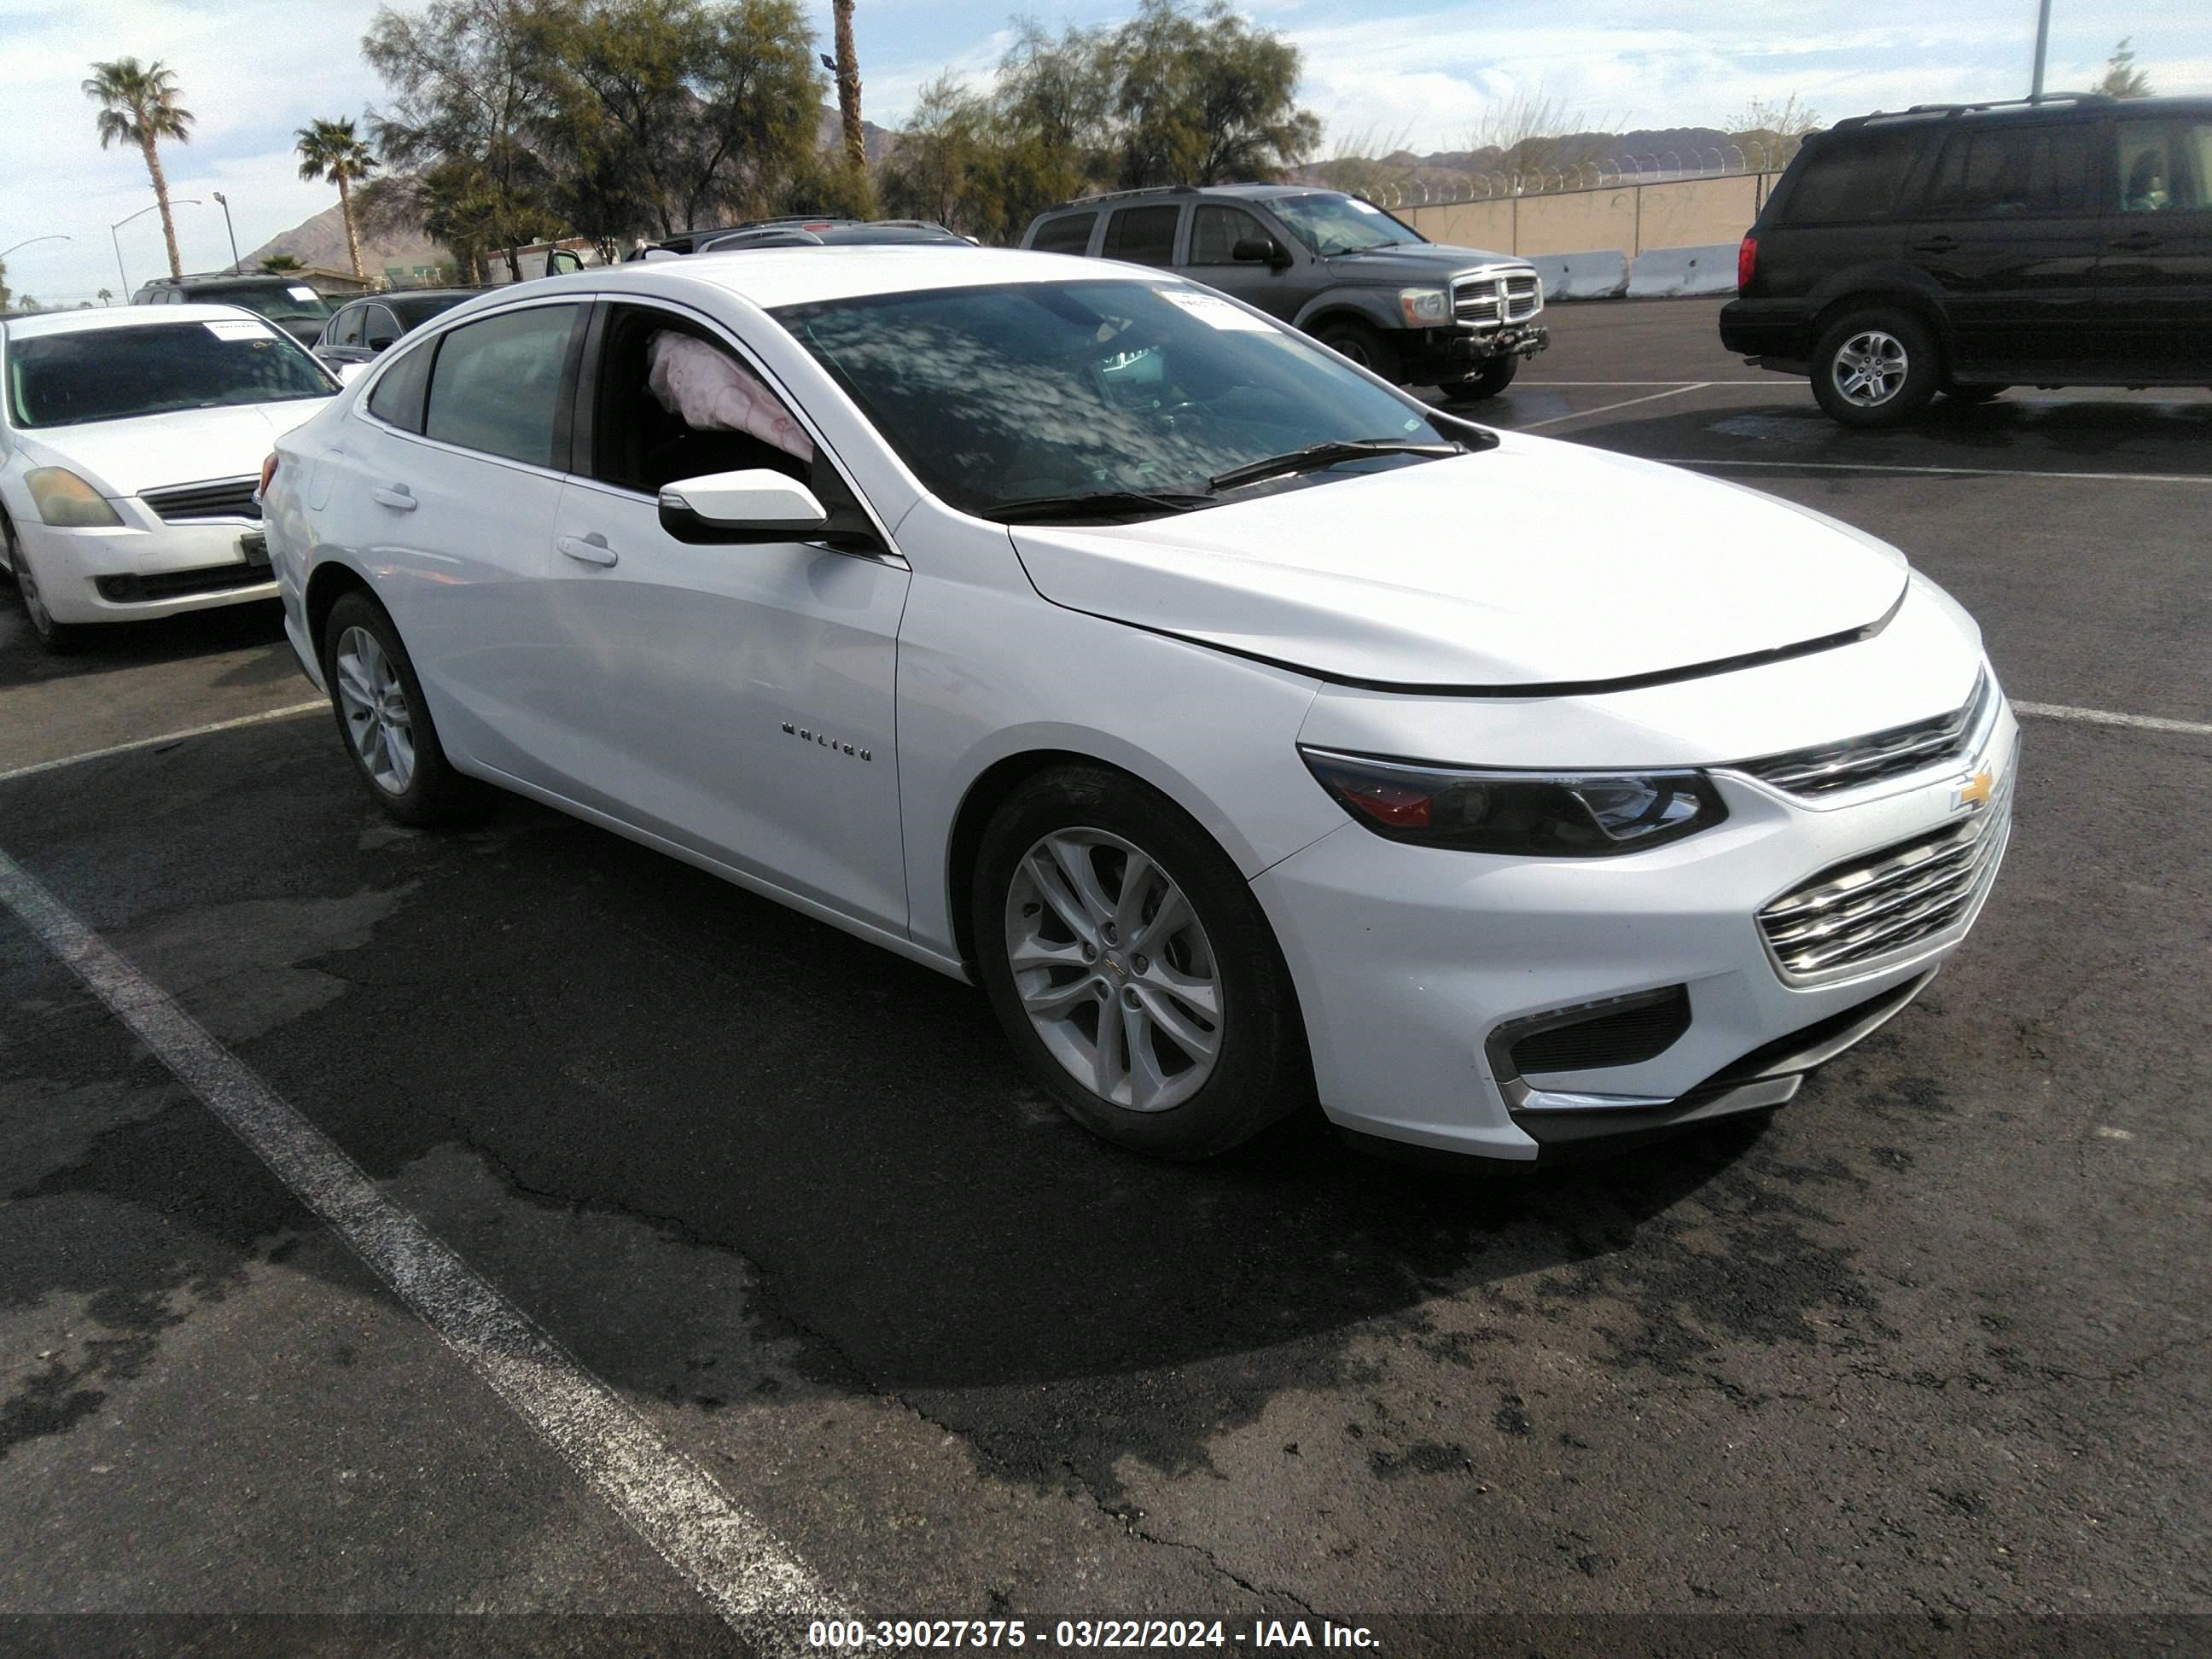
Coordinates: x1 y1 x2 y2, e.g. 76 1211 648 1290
1956 765 1994 811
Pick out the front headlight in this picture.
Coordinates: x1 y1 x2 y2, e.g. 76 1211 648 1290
1300 747 1729 857
1398 287 1452 327
26 467 124 528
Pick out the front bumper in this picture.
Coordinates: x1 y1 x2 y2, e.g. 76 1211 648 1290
1254 693 2019 1162
16 513 276 625
1408 323 1549 379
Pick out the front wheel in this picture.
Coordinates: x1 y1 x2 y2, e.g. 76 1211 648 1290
1810 307 1941 428
972 765 1313 1160
1441 355 1520 401
1313 318 1402 386
3 517 87 655
320 590 480 825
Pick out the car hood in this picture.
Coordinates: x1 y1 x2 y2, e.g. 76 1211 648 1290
18 401 333 498
1320 242 1525 282
1008 435 1910 691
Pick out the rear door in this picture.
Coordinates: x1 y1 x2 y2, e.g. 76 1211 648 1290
2099 114 2212 376
1099 204 1184 273
1904 114 2107 377
1182 201 1303 322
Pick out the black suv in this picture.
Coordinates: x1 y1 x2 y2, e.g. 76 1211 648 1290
1022 184 1546 399
1722 93 2212 426
131 272 335 349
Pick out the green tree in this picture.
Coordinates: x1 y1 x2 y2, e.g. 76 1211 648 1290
296 117 381 280
1110 0 1318 189
84 57 195 279
259 253 306 273
96 286 114 306
0 262 10 311
2098 38 2153 99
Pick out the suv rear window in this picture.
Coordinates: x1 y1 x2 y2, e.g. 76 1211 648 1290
1102 206 1179 267
1781 131 1924 224
1033 212 1097 254
1924 123 2098 218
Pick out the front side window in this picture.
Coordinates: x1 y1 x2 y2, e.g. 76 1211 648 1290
2115 119 2212 213
1268 193 1423 255
1032 212 1097 254
1189 206 1271 265
422 304 579 468
331 306 367 348
5 320 335 428
1783 132 1924 224
1925 123 2098 218
1102 206 1181 267
585 304 812 496
776 279 1450 519
364 306 403 347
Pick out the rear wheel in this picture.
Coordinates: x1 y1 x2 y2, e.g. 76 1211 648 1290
1810 307 1941 428
319 590 479 825
3 514 87 655
1313 317 1401 385
1441 355 1521 401
972 765 1312 1160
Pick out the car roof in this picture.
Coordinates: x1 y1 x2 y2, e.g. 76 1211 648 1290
533 245 1144 314
1039 183 1322 215
1 302 276 341
143 272 306 287
372 288 481 305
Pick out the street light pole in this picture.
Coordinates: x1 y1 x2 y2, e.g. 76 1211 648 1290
213 191 242 272
2030 0 2052 96
109 199 201 298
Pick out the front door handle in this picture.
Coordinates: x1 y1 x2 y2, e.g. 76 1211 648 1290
2108 230 2159 249
558 533 619 568
370 485 416 512
1911 236 1956 253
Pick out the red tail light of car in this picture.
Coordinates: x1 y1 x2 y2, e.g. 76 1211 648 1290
1737 235 1758 293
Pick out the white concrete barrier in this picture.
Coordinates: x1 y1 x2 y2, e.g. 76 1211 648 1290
1624 243 1738 299
1529 251 1629 300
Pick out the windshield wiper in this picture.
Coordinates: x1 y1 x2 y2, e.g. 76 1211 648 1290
1210 438 1464 492
985 489 1217 525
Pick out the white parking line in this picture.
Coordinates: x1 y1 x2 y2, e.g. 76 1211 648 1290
1649 457 2212 486
0 847 837 1646
1515 379 1775 387
1514 383 1708 428
0 701 328 784
2015 701 2212 738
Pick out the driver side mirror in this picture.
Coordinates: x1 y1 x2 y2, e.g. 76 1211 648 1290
1233 236 1290 268
658 468 883 556
366 335 397 352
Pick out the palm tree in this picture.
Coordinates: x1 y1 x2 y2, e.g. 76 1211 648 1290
84 58 195 280
295 118 380 282
96 287 113 306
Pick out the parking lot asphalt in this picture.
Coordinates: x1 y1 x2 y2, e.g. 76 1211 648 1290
2 297 2207 1651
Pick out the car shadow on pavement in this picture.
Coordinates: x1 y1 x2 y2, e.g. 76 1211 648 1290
0 590 288 692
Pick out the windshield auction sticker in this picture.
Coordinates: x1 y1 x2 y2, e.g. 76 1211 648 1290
1158 289 1272 331
203 318 276 341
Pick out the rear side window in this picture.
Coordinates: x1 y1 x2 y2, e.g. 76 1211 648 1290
1924 123 2098 218
422 304 579 468
1102 206 1180 266
1032 212 1097 254
366 337 435 431
1781 132 1924 224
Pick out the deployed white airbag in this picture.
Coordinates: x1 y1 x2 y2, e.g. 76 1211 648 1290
645 330 812 462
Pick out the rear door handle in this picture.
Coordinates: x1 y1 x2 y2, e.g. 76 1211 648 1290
370 485 416 512
558 533 619 568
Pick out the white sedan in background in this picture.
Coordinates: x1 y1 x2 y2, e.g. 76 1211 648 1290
262 248 2016 1166
0 304 337 651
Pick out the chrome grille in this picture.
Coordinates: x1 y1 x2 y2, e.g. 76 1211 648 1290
1452 268 1539 328
1758 763 2014 982
1452 278 1501 326
1504 274 1540 320
140 477 261 522
1737 672 1990 797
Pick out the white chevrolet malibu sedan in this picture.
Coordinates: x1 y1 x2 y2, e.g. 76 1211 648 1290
261 248 2016 1164
1 305 338 650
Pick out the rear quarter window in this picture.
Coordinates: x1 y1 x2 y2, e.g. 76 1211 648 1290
1031 212 1097 254
1778 131 1926 224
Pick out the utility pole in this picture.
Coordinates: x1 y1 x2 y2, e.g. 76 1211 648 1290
213 191 242 271
2030 0 2052 96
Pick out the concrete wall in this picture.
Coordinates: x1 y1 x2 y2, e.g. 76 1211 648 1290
1406 172 1775 259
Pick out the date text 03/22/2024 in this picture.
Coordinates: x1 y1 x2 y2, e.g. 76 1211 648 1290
806 1618 1381 1650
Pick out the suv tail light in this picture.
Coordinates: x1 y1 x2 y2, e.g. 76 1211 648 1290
1737 234 1758 293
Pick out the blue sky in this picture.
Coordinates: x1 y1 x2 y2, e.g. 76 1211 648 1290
3 1 2206 304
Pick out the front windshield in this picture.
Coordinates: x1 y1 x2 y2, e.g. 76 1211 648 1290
774 280 1449 518
206 284 334 325
1270 193 1428 256
6 320 336 428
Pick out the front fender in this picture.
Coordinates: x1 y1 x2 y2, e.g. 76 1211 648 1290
1291 286 1408 335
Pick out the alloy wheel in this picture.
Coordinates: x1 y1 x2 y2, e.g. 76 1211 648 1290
1004 828 1224 1114
1832 329 1909 407
334 625 416 795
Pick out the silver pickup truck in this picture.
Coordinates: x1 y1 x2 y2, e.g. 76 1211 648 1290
1022 183 1548 399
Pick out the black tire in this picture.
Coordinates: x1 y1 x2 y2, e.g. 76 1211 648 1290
3 513 89 655
1313 317 1401 385
971 765 1313 1160
1810 306 1941 428
1441 355 1520 401
319 589 480 826
1943 384 2008 405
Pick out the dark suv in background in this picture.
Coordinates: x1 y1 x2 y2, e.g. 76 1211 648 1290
1723 93 2212 426
1022 184 1547 399
130 272 335 349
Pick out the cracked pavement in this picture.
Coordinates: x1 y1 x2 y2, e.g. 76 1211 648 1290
1 301 2207 1648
